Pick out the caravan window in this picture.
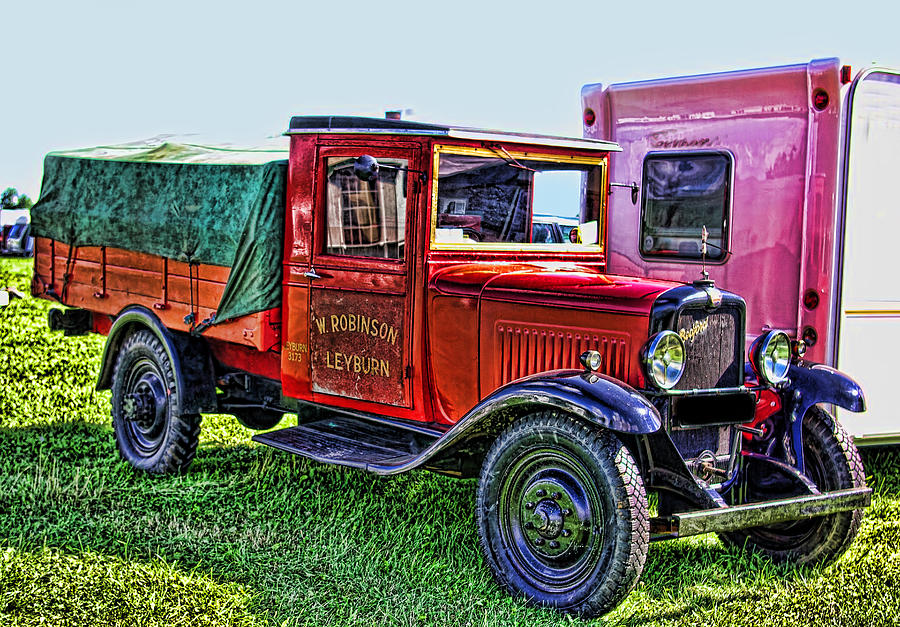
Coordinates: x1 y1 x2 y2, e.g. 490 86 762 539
640 152 732 261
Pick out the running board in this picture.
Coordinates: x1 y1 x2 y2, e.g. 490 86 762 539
650 487 872 540
252 415 439 471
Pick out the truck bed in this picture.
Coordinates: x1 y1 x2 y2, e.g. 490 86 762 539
32 237 281 353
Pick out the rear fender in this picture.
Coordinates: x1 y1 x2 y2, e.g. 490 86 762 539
96 306 217 414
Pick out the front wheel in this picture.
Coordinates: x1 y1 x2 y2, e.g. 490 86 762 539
722 406 866 564
111 330 201 474
476 412 649 617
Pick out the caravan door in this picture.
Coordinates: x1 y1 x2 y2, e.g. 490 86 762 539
835 69 900 443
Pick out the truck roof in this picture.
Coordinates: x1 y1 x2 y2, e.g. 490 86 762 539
286 116 621 152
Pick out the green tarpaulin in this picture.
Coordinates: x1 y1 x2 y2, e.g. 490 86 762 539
31 140 289 325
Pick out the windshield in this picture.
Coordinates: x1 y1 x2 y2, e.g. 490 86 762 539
432 149 605 249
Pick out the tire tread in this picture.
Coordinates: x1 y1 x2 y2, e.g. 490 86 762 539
722 406 865 565
476 411 648 616
111 330 201 475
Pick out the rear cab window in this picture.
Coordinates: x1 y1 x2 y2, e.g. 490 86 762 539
324 156 407 259
640 151 733 261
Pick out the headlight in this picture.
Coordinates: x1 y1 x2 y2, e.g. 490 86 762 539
579 350 602 372
752 330 791 385
642 331 685 390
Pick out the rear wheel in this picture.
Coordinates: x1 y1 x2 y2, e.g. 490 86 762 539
722 406 866 564
111 330 201 474
476 412 648 617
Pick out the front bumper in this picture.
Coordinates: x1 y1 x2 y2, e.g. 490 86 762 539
650 487 872 540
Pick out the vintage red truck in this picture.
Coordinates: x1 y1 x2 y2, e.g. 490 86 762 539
30 117 871 616
581 58 899 444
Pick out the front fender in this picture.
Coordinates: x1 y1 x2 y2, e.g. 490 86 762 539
371 370 661 476
783 362 866 424
779 361 865 474
468 370 662 434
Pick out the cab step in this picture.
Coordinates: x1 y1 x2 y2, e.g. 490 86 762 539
252 415 440 471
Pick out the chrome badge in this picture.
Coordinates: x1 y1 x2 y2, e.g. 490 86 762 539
679 318 709 343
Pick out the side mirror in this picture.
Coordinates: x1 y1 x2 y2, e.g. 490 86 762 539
353 155 380 181
610 181 640 205
353 154 428 184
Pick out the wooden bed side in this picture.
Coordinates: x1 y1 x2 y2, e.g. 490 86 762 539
31 237 282 353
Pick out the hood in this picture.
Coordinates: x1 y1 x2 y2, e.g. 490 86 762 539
431 262 676 316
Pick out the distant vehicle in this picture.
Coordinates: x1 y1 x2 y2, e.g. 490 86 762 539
582 58 900 444
531 215 564 242
2 216 32 256
1 208 29 254
532 214 580 243
7 223 34 256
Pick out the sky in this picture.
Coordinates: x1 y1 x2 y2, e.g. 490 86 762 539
1 0 898 200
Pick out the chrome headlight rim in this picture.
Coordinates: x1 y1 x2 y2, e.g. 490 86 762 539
579 349 603 372
753 330 791 385
642 330 686 390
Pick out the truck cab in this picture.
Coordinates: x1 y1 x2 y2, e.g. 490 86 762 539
32 116 872 617
277 117 633 427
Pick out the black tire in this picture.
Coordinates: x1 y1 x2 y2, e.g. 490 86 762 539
722 406 866 565
111 330 201 474
476 412 649 617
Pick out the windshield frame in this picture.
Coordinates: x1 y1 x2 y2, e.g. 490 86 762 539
429 144 608 253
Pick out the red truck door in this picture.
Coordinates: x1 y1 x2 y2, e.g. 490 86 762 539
306 144 419 408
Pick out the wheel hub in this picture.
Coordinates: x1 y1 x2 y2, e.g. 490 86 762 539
520 481 588 557
123 374 166 429
534 499 564 538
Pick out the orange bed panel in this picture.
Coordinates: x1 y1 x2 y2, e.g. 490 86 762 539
32 237 281 353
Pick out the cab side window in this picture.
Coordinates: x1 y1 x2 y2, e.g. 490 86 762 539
325 157 407 259
640 152 731 260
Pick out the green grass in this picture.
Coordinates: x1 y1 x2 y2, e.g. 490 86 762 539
1 256 899 626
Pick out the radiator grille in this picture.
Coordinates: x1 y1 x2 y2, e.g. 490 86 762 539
674 306 741 390
495 322 629 387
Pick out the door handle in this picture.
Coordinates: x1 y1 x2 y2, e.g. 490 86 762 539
304 268 323 280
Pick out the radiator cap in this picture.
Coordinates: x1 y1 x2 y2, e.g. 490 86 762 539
692 279 723 309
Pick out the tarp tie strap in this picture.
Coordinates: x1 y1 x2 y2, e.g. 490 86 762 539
192 314 215 335
61 244 78 302
183 256 198 330
93 246 108 299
